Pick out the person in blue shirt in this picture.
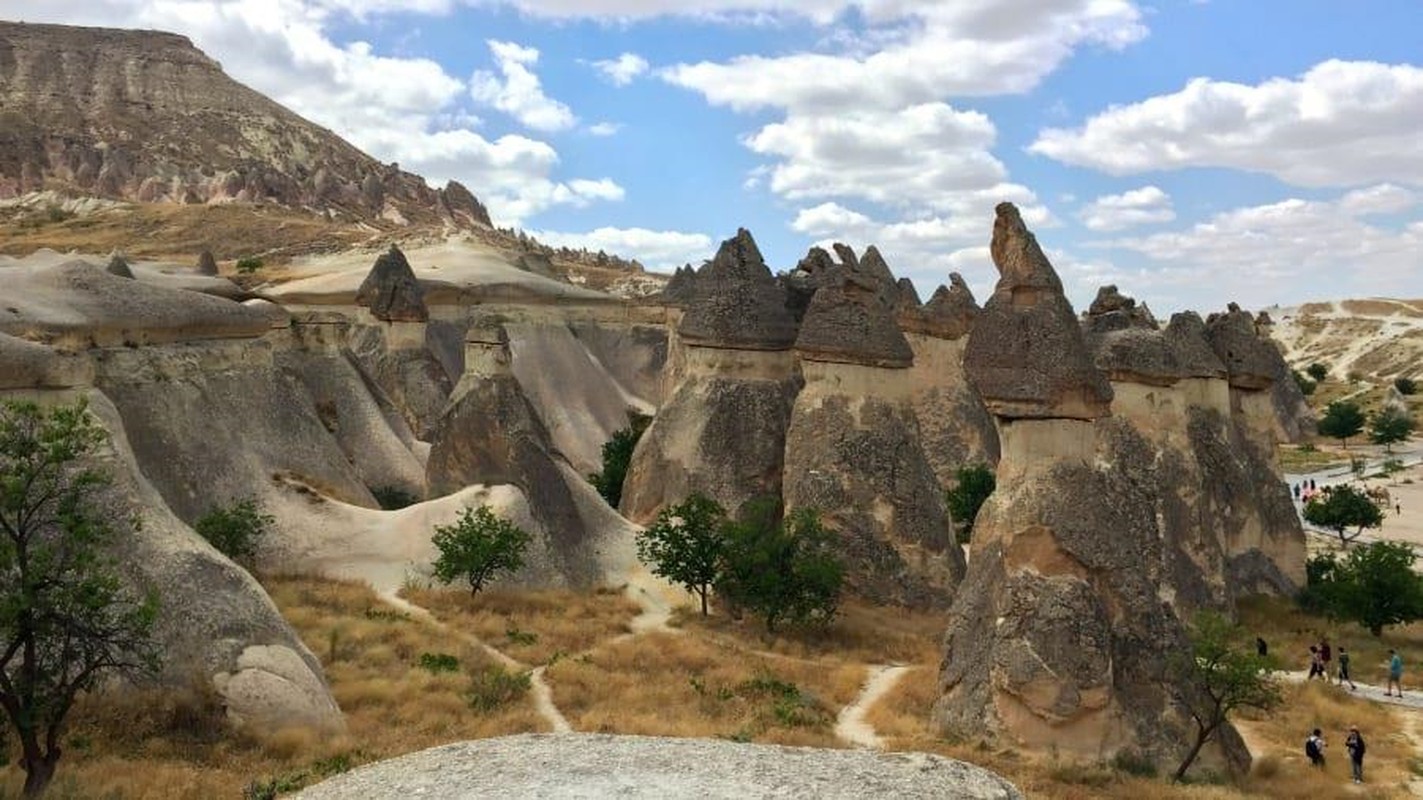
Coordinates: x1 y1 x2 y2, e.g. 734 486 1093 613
1386 649 1404 698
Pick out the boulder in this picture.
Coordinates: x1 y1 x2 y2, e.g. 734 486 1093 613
678 230 797 350
355 245 428 323
963 204 1112 420
197 249 219 276
106 251 134 279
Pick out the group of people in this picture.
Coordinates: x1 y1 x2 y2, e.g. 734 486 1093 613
1305 725 1368 784
1305 639 1405 695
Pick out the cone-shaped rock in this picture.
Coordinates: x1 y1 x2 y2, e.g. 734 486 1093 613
106 251 134 279
904 273 979 339
661 264 698 306
355 245 428 323
1204 305 1277 390
1083 285 1158 334
197 249 219 276
963 203 1112 419
794 270 913 368
678 229 797 350
1163 312 1228 379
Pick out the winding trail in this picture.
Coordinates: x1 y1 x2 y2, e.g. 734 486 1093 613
1279 671 1423 711
835 665 912 749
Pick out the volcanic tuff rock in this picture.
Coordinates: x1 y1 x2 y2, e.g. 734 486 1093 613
356 246 428 323
105 252 134 278
659 265 698 306
678 229 798 350
794 263 913 368
902 273 979 340
964 204 1112 420
0 22 490 228
1204 306 1279 390
1082 284 1158 334
197 249 219 276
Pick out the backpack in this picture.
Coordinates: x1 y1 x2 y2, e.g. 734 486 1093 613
1305 737 1321 759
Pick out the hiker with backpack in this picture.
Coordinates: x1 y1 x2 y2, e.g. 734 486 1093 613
1345 725 1366 784
1305 728 1326 768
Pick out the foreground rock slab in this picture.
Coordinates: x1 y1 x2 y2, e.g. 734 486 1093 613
294 734 1023 800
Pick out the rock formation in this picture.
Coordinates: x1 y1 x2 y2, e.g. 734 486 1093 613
106 251 134 278
0 22 490 229
621 229 801 522
197 249 220 276
934 205 1294 774
660 265 698 306
782 255 964 607
356 246 428 323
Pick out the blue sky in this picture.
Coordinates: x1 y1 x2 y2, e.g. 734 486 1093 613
5 1 1422 312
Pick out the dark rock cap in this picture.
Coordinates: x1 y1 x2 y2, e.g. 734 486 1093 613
106 252 134 279
963 203 1112 419
1205 305 1277 390
795 246 836 276
1163 312 1228 379
1088 328 1180 386
1083 285 1159 334
355 244 428 323
678 229 798 350
661 264 698 306
197 249 219 276
902 272 979 339
795 267 913 368
895 278 922 310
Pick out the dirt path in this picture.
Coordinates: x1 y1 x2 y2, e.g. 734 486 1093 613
529 666 572 733
1280 671 1423 710
835 665 911 749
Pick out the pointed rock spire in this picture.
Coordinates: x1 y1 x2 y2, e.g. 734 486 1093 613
678 229 797 350
355 245 428 322
105 251 134 279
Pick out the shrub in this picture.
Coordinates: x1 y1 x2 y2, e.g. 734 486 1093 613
1397 376 1418 396
195 497 274 565
466 665 531 712
1111 749 1157 778
431 505 531 596
1304 541 1423 636
1291 370 1316 395
1347 369 1364 384
417 652 460 674
945 463 995 544
589 412 651 508
716 499 844 632
236 256 264 273
371 486 419 510
1306 362 1329 382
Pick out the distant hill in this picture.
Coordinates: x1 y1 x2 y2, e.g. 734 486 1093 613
0 21 489 228
1268 298 1423 383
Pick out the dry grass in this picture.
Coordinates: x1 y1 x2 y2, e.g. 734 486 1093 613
1239 595 1423 683
401 585 642 665
0 574 544 798
542 631 863 747
1278 445 1348 473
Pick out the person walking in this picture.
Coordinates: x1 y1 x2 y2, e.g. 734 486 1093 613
1387 649 1404 697
1319 638 1333 684
1345 725 1366 784
1305 728 1327 768
1337 646 1357 690
1307 645 1324 680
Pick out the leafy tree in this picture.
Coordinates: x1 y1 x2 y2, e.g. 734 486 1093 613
1306 362 1329 382
1303 485 1384 546
636 494 727 616
431 506 531 596
194 497 273 565
589 412 652 508
945 464 995 544
717 499 844 632
1168 611 1281 782
0 399 160 796
1396 376 1417 396
1291 370 1316 396
1369 406 1415 453
1317 400 1365 448
1304 542 1423 636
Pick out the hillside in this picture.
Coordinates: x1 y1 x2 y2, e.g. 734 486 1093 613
1268 298 1423 384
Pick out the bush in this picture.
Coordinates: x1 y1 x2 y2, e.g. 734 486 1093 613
1306 362 1329 382
371 486 419 510
636 493 727 615
589 412 651 508
716 499 844 632
1397 376 1418 396
235 256 264 273
1303 541 1423 636
1348 369 1364 384
417 652 460 673
1292 369 1316 396
945 463 995 544
195 497 274 565
466 665 531 712
1111 749 1158 778
431 505 532 596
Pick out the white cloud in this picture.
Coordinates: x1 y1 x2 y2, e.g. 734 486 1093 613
1077 185 1175 231
1030 60 1423 187
470 39 578 132
1 0 616 226
591 52 649 86
1092 186 1423 310
528 227 713 269
587 122 623 136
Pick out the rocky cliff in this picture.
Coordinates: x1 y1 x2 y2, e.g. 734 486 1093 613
0 22 489 228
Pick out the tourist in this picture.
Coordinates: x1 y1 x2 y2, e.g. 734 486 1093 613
1256 637 1268 659
1305 728 1326 767
1345 725 1365 784
1387 649 1404 697
1307 645 1324 680
1337 646 1356 690
1319 638 1333 683
1292 483 1300 500
1398 502 1403 516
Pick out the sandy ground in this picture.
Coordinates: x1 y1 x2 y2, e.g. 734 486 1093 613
835 666 912 749
1284 441 1423 552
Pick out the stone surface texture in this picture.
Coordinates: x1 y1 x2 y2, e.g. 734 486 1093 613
355 246 429 323
678 229 797 350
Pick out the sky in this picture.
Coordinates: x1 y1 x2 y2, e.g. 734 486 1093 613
4 0 1422 313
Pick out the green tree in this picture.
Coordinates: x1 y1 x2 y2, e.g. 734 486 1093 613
589 412 652 508
1306 362 1329 382
0 399 160 796
1317 400 1365 448
717 499 844 632
1306 542 1423 636
1291 370 1316 396
194 497 274 566
1168 611 1281 782
1396 376 1417 396
1369 406 1415 453
431 506 531 596
945 464 995 544
636 494 727 616
1303 485 1384 547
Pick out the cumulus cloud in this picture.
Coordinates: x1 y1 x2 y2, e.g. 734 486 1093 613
1077 186 1175 231
1030 60 1423 187
587 122 623 136
528 227 714 269
0 0 616 225
1091 186 1423 310
470 40 578 132
590 52 649 86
